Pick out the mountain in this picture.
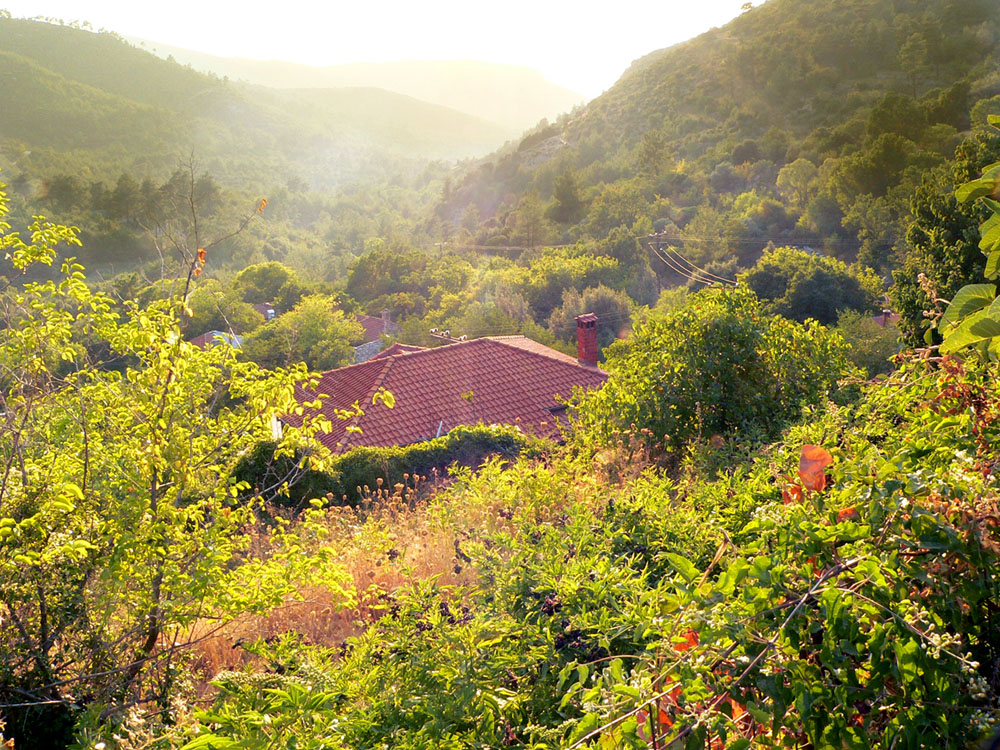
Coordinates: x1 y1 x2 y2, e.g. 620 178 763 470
127 40 586 133
0 18 515 191
439 0 1000 276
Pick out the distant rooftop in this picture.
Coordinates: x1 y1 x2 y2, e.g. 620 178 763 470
290 335 606 453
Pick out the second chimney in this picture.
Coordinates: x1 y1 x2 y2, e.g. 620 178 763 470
575 313 599 367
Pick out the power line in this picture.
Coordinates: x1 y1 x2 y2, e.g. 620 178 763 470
648 242 718 287
663 245 737 285
644 233 737 286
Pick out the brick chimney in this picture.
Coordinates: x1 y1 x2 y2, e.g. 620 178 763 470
575 313 599 367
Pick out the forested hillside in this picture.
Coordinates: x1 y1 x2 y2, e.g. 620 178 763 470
0 16 512 191
437 0 1000 281
7 0 1000 747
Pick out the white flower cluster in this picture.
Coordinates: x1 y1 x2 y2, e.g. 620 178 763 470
750 502 787 526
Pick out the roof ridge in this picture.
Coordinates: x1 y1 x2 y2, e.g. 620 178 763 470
485 336 604 373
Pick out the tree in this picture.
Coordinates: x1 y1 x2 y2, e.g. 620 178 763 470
546 169 586 225
891 127 1000 346
241 294 362 370
574 286 851 457
742 246 881 325
898 32 929 97
185 278 265 336
776 158 818 210
836 309 899 377
510 193 550 248
233 261 303 306
108 172 142 221
0 190 351 747
842 194 900 273
586 181 653 239
547 285 633 355
867 92 927 143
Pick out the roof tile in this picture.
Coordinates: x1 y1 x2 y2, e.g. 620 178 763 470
297 335 607 452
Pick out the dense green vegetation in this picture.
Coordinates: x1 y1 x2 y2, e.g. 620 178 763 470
6 151 1000 744
10 1 1000 746
235 424 547 510
435 0 1000 295
179 354 1000 749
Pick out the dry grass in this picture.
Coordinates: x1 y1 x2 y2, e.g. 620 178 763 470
182 456 601 695
185 471 478 686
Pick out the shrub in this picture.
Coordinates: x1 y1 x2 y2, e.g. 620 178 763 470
235 424 548 509
836 309 899 377
574 285 853 457
741 245 882 325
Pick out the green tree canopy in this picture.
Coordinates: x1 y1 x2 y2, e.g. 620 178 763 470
574 285 851 457
891 127 1000 346
742 245 881 325
241 294 362 370
547 284 633 355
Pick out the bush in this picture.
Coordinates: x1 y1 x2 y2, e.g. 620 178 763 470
836 309 899 377
236 425 548 509
742 245 881 325
574 286 853 457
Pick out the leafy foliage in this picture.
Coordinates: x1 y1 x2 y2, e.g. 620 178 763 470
235 424 546 510
933 115 1000 356
0 186 354 748
573 286 853 457
892 126 1000 346
835 309 900 377
240 294 362 371
176 353 1000 749
741 245 882 325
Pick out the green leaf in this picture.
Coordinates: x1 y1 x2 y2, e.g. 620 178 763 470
986 250 1000 281
940 284 995 329
980 219 1000 255
569 712 600 744
956 165 1000 203
894 638 921 682
940 307 1000 353
664 552 700 582
956 177 998 203
180 735 239 750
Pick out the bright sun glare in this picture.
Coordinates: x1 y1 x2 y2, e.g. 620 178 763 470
0 0 751 97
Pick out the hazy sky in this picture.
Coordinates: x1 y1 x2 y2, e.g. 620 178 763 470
1 0 752 98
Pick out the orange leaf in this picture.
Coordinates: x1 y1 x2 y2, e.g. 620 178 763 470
836 506 858 522
664 682 682 704
782 482 803 504
799 444 833 492
674 629 699 653
257 197 268 213
197 247 206 264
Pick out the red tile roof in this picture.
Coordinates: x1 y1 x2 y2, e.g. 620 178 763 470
355 313 399 344
292 336 606 453
370 342 426 360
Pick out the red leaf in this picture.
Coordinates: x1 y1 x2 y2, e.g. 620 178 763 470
799 444 833 492
836 506 858 522
782 482 803 504
674 629 699 653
